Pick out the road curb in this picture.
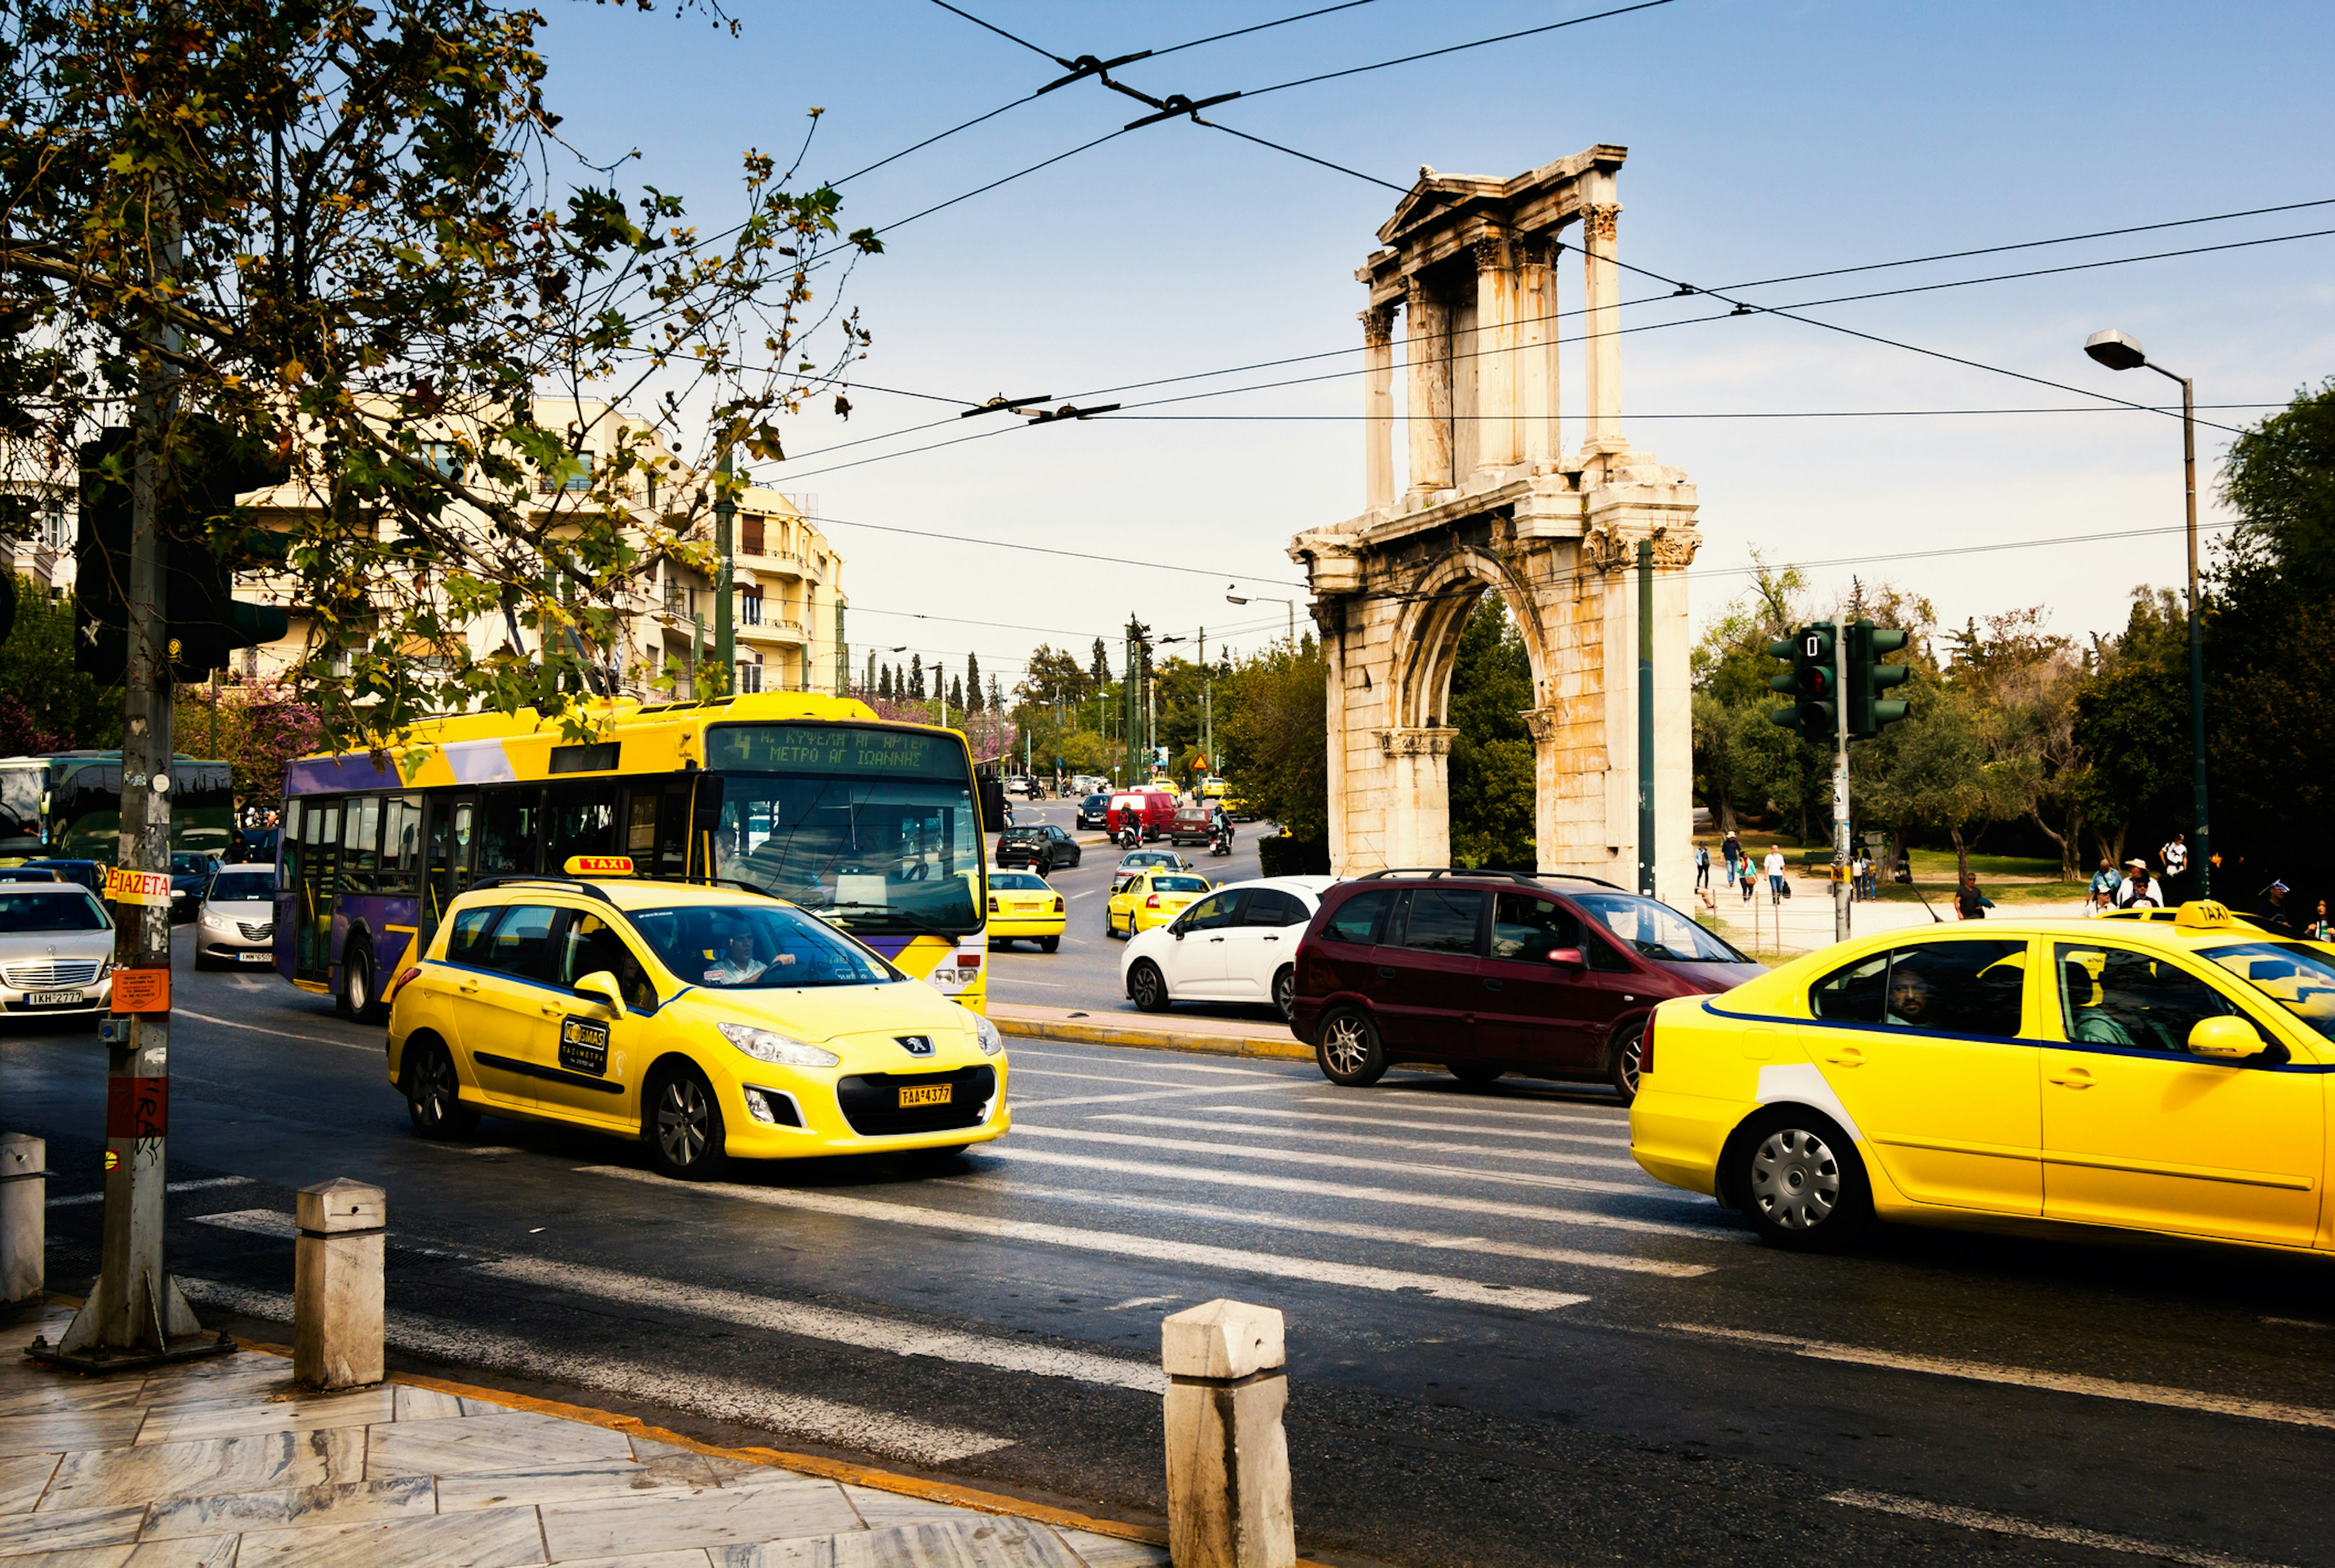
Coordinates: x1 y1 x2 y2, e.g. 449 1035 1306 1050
994 1014 1313 1062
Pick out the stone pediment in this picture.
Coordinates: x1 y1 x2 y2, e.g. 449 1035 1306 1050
1373 145 1630 249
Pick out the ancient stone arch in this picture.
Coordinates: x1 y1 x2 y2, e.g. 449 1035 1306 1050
1288 145 1701 902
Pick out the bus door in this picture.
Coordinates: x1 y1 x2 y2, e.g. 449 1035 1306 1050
292 798 342 983
424 793 478 940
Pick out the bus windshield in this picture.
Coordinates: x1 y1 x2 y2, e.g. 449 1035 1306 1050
705 723 983 937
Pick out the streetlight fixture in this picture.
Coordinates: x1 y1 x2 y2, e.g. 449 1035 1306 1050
2084 327 2209 896
1226 585 1298 648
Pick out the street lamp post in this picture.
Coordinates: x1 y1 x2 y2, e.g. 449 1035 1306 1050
2083 329 2209 897
1226 587 1297 648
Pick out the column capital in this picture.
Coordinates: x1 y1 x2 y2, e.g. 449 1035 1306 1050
1374 726 1457 758
1517 235 1560 269
1361 304 1397 347
1583 204 1621 244
1470 234 1512 273
1521 706 1564 744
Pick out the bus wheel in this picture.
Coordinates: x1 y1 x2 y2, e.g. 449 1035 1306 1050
339 939 389 1025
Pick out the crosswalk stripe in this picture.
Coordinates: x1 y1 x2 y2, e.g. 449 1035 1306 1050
1204 1104 1631 1147
579 1166 1591 1312
977 1145 1745 1242
474 1256 1166 1393
1825 1490 2294 1568
1296 1094 1625 1128
190 1209 295 1237
961 1179 1714 1278
1667 1322 2335 1430
1014 1082 1294 1110
1014 1123 1659 1197
1089 1112 1642 1170
176 1277 1015 1465
48 1176 251 1207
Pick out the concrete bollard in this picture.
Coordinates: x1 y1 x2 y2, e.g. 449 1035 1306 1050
1162 1299 1296 1568
294 1178 384 1390
1 1135 44 1305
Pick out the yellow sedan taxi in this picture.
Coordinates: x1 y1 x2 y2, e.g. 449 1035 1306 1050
1631 901 2335 1254
1106 870 1214 939
387 858 1009 1179
987 868 1065 952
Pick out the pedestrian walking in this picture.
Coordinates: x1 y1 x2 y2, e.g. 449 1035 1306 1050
1724 848 1738 894
1738 851 1755 904
2116 858 2162 909
2161 832 2189 900
1695 843 1710 891
2308 899 2333 942
2089 858 2121 905
1721 828 1741 874
1763 846 1787 902
1955 872 1993 920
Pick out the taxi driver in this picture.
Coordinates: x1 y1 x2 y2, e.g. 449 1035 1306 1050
704 930 797 985
1886 967 1936 1027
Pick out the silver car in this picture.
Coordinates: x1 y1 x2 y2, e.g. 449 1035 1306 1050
0 886 115 1020
195 865 277 970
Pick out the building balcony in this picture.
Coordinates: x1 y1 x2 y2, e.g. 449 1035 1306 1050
737 615 808 646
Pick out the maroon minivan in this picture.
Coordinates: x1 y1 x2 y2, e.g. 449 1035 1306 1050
1287 869 1763 1102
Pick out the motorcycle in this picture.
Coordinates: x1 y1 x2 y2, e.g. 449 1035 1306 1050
1209 827 1232 857
1116 823 1142 852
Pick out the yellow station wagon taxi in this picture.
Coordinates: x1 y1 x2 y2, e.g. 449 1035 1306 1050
1631 902 2335 1254
387 859 1009 1178
986 868 1065 952
1106 870 1214 939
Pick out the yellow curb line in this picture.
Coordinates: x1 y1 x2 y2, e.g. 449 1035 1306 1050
994 1016 1312 1062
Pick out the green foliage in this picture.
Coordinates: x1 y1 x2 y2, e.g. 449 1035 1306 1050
1445 598 1534 869
1214 637 1326 840
0 583 120 749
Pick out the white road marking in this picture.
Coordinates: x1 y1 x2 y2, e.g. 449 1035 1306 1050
995 979 1071 988
2262 1317 2335 1331
1093 1112 1642 1171
1298 1094 1624 1128
191 1209 296 1237
984 1145 1743 1242
49 1175 252 1207
966 1180 1711 1279
177 1008 376 1052
1008 1054 1284 1079
1068 889 1098 899
175 1277 1013 1465
1017 1082 1294 1110
579 1166 1590 1313
1104 1295 1180 1311
1669 1323 2335 1429
1825 1489 2294 1568
1214 1105 1631 1148
1016 1124 1656 1197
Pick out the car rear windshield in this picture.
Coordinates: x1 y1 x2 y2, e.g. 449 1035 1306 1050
1000 827 1042 841
0 891 108 932
2204 941 2335 1040
209 871 275 902
1154 876 1209 894
625 904 899 990
991 872 1048 890
1569 891 1749 964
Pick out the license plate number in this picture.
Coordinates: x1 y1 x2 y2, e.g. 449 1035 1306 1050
558 1017 609 1076
27 990 83 1006
899 1083 952 1108
238 951 271 963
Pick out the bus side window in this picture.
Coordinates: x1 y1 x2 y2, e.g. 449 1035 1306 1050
379 795 423 896
479 787 541 876
545 784 618 870
341 796 381 896
655 784 691 874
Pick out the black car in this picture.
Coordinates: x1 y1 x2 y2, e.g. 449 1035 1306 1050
23 859 102 895
0 868 60 884
996 824 1082 874
1076 793 1112 831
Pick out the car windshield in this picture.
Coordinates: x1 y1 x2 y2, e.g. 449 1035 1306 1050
624 904 899 990
1154 876 1210 894
0 891 108 932
209 871 275 902
2204 942 2335 1040
170 853 209 874
1571 891 1750 964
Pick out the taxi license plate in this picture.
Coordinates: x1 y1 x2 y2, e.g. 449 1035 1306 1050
238 951 270 963
558 1017 609 1076
27 990 83 1007
899 1083 952 1108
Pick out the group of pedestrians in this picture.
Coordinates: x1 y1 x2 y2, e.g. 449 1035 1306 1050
2083 832 2193 916
1696 832 1790 908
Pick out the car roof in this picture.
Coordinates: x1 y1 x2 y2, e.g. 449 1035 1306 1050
454 876 798 915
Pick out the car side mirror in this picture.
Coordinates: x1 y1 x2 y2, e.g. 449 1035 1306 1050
572 970 625 1014
1546 947 1585 967
2187 1014 2264 1061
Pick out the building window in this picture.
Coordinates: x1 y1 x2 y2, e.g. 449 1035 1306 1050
739 586 763 626
562 452 595 493
740 515 764 554
737 653 764 694
420 442 462 480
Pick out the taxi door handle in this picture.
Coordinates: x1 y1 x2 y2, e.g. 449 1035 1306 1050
539 1003 562 1017
455 980 479 995
1208 936 1225 943
1822 1045 1864 1067
2048 1065 2095 1088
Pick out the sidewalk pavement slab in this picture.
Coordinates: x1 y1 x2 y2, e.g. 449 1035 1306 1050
1 1304 1167 1568
989 1002 1310 1063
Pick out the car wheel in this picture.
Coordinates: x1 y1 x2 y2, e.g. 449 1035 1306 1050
404 1038 480 1139
1450 1063 1504 1086
1128 959 1169 1012
1734 1108 1871 1251
1039 936 1060 953
1316 1009 1387 1087
339 939 389 1024
1271 965 1296 1021
1609 1024 1646 1105
646 1064 727 1181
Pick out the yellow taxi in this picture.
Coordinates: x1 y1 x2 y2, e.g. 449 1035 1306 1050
1630 902 2335 1254
1200 776 1230 800
987 867 1065 952
387 858 1009 1179
1106 869 1215 939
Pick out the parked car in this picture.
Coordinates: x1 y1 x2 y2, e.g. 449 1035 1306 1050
23 860 103 896
0 884 116 1020
996 824 1082 874
1076 793 1113 831
1287 869 1763 1102
1122 876 1336 1020
195 865 277 970
1167 806 1222 848
1105 789 1177 841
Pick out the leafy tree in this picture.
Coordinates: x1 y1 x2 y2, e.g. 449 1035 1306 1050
1445 598 1534 868
1214 636 1326 841
178 680 322 810
963 653 982 711
0 582 121 748
948 674 963 713
1090 637 1112 686
907 655 924 700
877 663 892 701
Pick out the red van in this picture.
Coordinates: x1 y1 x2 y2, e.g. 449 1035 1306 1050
1105 789 1177 841
1287 868 1764 1102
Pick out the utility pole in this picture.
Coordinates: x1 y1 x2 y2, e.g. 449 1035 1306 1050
1123 622 1143 787
1833 615 1852 943
1199 626 1209 772
40 182 222 1372
1635 541 1655 899
713 449 734 695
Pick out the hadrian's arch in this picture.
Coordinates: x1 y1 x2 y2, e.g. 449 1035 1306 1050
1288 145 1701 905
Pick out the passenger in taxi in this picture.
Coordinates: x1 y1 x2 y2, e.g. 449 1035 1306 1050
1884 968 1935 1026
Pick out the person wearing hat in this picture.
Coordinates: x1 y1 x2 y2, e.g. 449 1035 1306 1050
2259 880 2297 935
2116 858 2164 909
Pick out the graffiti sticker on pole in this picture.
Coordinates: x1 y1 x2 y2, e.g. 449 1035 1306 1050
103 866 171 907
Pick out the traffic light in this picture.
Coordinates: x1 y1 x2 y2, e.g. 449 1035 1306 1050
1765 624 1838 738
75 423 292 685
1847 621 1911 737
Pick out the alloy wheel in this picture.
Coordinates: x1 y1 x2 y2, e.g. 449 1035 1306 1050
657 1077 712 1169
415 1049 455 1124
1322 1015 1372 1077
1749 1127 1840 1230
1273 968 1295 1021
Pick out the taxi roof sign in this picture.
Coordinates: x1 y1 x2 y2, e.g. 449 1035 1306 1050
2173 899 2232 929
564 855 635 876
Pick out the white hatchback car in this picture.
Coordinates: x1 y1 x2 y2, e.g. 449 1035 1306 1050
195 865 278 970
1119 875 1335 1021
0 885 115 1021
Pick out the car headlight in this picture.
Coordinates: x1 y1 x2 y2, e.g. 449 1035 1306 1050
716 1022 840 1068
966 1009 1003 1057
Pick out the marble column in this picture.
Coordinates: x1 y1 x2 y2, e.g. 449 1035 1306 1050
1518 238 1559 465
1403 275 1453 502
1582 201 1623 449
1472 237 1520 475
1361 305 1396 513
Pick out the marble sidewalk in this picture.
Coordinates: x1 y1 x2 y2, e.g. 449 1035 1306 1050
2 1304 1167 1567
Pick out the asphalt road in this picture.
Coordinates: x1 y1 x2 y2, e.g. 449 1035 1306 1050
12 924 2335 1567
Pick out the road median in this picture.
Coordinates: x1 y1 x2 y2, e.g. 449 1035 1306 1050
989 1001 1312 1062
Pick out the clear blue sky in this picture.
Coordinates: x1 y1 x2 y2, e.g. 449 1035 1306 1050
539 1 2335 682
